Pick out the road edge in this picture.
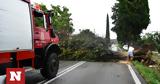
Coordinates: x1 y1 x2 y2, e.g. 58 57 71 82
127 64 147 84
43 61 86 84
130 64 147 84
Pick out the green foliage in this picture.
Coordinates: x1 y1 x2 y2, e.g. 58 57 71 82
51 5 74 40
39 3 47 12
133 61 160 84
139 32 160 52
33 3 47 27
60 29 117 61
111 0 150 44
34 17 44 27
36 4 74 40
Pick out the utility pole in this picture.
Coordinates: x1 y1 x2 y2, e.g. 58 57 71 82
106 13 110 48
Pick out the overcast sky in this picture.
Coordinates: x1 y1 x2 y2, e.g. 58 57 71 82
31 0 160 39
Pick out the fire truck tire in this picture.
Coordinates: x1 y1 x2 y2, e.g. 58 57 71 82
0 62 14 75
0 64 8 75
40 53 59 79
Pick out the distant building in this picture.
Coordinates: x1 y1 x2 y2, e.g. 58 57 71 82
110 39 118 44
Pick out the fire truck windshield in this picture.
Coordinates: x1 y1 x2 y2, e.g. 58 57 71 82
34 11 46 28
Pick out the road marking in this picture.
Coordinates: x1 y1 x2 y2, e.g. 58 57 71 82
43 61 86 84
25 68 33 72
0 75 6 84
127 64 141 84
57 61 86 75
0 75 6 77
37 61 86 84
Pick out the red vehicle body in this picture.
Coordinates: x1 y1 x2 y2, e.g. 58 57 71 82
0 0 60 79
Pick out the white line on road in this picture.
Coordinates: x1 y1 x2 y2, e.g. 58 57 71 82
0 75 6 84
57 61 86 75
127 64 141 84
25 68 33 72
0 62 85 84
37 61 86 84
43 61 86 84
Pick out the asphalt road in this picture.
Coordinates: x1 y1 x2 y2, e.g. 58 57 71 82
46 62 135 84
0 61 146 84
25 61 80 84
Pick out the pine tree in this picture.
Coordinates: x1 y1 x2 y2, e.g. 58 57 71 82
106 14 110 47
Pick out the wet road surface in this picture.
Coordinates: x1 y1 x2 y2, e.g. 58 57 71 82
0 61 146 84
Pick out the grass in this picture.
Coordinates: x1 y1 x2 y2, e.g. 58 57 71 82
133 61 160 84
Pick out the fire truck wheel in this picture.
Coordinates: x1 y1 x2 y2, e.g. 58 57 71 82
0 62 14 75
40 53 59 79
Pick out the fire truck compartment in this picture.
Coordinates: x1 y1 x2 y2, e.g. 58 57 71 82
0 0 33 52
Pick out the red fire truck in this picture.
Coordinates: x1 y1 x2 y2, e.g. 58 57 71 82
0 0 61 79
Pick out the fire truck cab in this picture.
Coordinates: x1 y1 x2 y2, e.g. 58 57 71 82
0 0 60 79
